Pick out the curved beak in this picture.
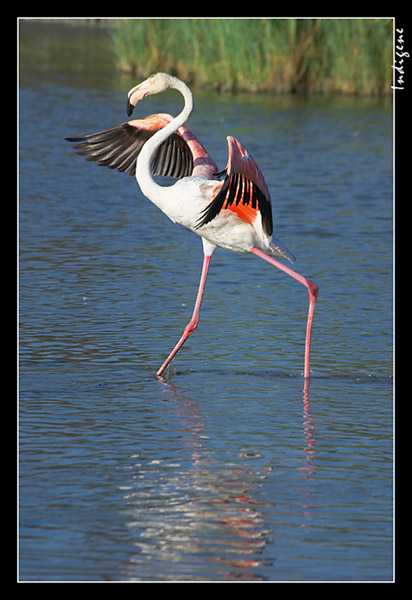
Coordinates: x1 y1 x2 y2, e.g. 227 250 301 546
126 96 135 117
126 81 151 117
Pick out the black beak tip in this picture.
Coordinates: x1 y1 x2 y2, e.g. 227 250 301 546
126 99 134 117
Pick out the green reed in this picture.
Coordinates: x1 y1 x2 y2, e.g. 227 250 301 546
112 18 393 95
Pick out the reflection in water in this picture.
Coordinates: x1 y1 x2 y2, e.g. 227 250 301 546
120 379 270 581
298 380 317 478
117 378 317 581
296 381 317 535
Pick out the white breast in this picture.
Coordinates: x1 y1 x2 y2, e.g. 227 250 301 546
150 176 270 254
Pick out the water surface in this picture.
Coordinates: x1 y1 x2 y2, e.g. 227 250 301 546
19 20 393 582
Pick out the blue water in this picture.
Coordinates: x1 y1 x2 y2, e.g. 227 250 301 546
19 20 393 581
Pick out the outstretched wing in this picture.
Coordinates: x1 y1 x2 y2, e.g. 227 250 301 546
196 136 273 236
65 114 194 178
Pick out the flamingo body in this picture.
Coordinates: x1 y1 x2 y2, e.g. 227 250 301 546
160 175 268 255
66 72 318 379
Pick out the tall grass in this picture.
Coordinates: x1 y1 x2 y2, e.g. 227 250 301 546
112 18 393 95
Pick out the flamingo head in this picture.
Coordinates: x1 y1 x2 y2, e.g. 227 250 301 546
127 72 175 117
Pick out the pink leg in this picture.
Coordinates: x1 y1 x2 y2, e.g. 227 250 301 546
156 253 211 377
251 247 319 379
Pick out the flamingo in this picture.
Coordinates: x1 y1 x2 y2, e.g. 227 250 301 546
66 72 318 379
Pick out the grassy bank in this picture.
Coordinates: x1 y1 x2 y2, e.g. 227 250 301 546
111 18 393 96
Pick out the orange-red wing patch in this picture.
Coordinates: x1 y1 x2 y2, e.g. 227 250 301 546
196 136 273 236
227 201 257 227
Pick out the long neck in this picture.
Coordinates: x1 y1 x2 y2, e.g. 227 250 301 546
135 78 193 207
